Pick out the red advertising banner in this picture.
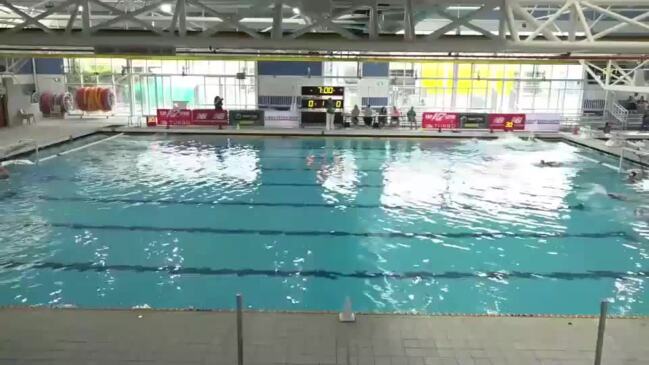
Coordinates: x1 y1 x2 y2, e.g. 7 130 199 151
156 109 192 126
488 113 526 130
422 112 459 129
191 109 229 126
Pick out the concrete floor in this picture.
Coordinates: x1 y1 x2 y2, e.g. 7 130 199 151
0 118 124 160
562 133 649 167
0 309 647 365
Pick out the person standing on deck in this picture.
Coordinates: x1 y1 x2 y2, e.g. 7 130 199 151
363 105 373 126
407 107 417 129
351 105 360 126
324 98 335 130
214 96 224 110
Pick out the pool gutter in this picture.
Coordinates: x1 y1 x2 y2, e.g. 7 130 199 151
0 306 646 319
102 126 564 140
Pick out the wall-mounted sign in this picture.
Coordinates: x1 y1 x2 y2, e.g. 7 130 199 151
459 113 488 129
422 112 459 129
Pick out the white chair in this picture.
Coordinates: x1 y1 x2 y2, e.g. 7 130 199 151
18 109 35 125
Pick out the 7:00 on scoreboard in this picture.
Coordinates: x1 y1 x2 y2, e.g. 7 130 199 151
301 86 345 96
301 99 344 109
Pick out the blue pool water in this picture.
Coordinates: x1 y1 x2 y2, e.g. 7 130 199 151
0 134 647 315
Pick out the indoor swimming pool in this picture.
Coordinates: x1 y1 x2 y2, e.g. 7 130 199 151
0 134 647 315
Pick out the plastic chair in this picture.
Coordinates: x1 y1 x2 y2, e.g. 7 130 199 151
18 109 35 125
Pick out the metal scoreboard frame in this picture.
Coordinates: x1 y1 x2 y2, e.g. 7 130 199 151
300 86 345 125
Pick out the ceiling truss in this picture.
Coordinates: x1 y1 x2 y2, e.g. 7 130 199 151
0 0 648 54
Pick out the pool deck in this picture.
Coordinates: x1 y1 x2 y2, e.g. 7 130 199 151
562 133 649 167
1 308 647 365
0 118 124 161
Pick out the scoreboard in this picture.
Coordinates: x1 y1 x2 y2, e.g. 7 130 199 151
301 86 344 96
301 99 344 109
300 86 345 125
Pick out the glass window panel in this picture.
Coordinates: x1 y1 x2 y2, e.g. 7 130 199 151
551 64 568 79
161 60 177 74
567 65 584 79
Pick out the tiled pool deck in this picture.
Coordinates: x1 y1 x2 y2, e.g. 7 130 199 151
1 308 648 365
1 121 649 364
0 119 122 161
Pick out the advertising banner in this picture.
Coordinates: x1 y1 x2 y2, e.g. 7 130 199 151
525 113 561 132
265 110 301 128
156 109 192 126
488 113 526 130
422 112 459 129
191 109 229 126
229 110 265 126
459 113 488 129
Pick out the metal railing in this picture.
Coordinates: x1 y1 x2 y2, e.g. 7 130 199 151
232 294 611 365
594 301 608 365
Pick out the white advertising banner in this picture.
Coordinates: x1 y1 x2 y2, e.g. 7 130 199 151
525 113 562 132
264 110 301 128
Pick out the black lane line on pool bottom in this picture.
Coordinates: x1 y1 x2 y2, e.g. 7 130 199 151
33 177 386 188
33 195 591 213
0 260 645 281
27 222 633 240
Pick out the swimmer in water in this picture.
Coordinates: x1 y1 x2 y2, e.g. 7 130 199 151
0 166 9 180
627 169 645 183
539 160 563 167
607 192 627 201
635 207 649 220
571 203 586 210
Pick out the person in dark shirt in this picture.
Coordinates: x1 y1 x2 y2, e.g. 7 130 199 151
377 107 387 128
407 107 416 129
642 112 649 131
214 96 223 110
603 122 611 134
626 96 637 110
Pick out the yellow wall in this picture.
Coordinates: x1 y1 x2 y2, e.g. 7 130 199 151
421 62 518 96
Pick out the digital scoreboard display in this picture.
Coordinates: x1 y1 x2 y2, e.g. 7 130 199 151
300 86 345 125
301 99 344 109
301 86 345 96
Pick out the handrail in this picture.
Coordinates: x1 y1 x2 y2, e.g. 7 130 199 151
594 301 608 365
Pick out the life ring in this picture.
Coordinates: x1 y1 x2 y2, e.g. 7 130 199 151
39 92 51 114
61 92 73 113
74 87 115 112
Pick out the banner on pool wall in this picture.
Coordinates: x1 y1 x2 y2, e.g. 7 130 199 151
459 113 488 129
488 113 526 130
422 112 459 129
265 110 301 128
229 110 264 126
191 109 229 126
525 113 561 132
156 109 192 126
